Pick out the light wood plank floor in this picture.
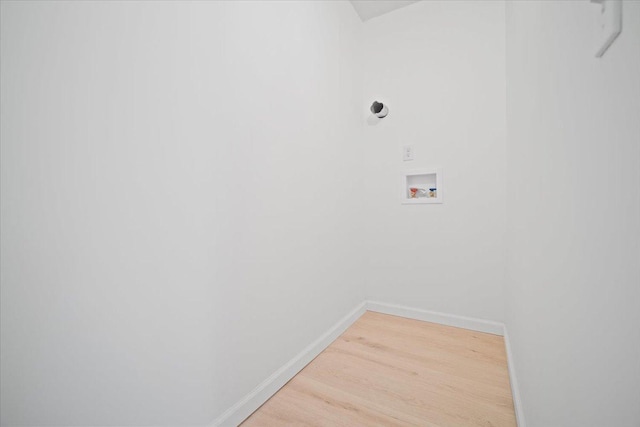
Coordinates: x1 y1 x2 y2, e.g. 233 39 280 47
241 311 516 427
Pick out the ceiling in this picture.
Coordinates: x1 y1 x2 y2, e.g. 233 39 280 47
349 0 420 22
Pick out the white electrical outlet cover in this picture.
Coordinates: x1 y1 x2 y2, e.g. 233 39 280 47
402 145 414 161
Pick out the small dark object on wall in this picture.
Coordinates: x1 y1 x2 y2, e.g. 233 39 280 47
370 101 389 118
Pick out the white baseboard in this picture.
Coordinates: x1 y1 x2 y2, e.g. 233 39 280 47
210 301 367 427
503 326 526 427
366 300 505 336
211 300 525 427
368 301 525 426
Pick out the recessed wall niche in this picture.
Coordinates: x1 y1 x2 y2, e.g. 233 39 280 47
401 169 443 204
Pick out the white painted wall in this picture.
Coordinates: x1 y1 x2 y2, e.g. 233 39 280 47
0 1 364 425
505 1 640 426
362 1 508 321
4 1 639 425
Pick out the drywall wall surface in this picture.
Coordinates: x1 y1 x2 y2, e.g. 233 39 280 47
505 1 640 425
0 1 364 425
362 1 508 321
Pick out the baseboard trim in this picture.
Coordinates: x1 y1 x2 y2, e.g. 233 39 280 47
366 300 505 336
503 326 526 427
210 301 367 427
211 300 525 427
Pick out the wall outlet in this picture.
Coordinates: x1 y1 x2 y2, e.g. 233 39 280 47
402 145 414 161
